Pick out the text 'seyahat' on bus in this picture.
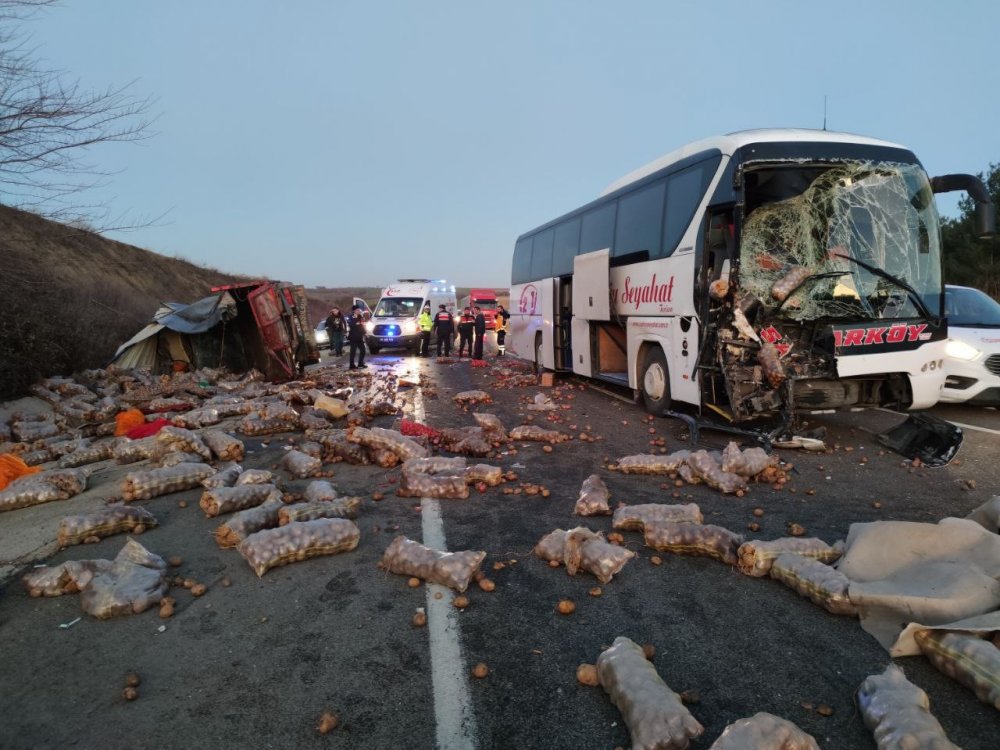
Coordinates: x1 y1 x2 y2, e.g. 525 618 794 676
509 129 995 443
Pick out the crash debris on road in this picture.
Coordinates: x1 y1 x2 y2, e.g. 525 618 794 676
2 354 1000 747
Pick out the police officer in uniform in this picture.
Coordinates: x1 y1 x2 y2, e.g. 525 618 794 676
432 304 455 357
457 307 475 358
347 305 367 369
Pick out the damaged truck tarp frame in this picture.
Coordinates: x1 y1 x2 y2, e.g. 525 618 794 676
508 128 995 446
111 280 318 380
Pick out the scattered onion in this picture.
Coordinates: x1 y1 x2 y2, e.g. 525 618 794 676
576 663 599 686
557 599 576 615
316 712 340 734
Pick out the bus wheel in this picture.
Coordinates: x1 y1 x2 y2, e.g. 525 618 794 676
640 347 671 415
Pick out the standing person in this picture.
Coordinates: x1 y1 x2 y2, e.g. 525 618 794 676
456 307 475 358
418 303 433 357
433 304 455 357
494 303 510 356
347 305 368 369
472 306 486 360
324 307 346 356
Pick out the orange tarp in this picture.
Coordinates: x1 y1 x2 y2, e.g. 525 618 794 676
114 408 146 437
0 454 42 491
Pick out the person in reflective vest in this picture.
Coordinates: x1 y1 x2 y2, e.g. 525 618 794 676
494 303 510 356
432 304 455 357
457 307 475 358
418 304 433 357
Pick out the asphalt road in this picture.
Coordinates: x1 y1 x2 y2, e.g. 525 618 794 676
1 348 999 750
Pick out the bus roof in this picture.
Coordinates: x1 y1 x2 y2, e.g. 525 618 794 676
600 128 908 197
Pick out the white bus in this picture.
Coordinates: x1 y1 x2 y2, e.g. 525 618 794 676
509 129 994 429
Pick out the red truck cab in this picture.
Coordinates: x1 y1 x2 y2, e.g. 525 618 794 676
465 288 498 330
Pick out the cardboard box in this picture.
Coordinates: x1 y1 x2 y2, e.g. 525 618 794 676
540 372 555 387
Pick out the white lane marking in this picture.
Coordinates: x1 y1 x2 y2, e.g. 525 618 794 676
876 408 1000 437
414 384 478 750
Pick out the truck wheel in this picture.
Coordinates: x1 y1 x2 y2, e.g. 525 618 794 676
640 347 671 415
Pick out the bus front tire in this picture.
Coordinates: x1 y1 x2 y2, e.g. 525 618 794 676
640 347 671 415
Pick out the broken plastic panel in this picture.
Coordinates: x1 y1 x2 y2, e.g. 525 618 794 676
876 413 962 467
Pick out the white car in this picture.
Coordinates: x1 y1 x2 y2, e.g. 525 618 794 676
940 284 1000 405
314 320 330 350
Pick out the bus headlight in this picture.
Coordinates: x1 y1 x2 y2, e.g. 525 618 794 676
403 319 418 335
944 339 980 361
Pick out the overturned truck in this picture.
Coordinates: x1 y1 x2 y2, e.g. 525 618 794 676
509 129 995 439
111 280 318 380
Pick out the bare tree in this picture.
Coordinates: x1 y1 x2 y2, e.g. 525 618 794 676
0 0 155 228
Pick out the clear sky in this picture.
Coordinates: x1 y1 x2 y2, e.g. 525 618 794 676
29 0 1000 289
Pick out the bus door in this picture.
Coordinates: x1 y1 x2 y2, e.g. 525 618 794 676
698 210 737 412
554 278 573 370
571 249 611 378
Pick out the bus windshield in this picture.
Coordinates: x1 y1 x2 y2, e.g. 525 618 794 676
740 161 942 321
374 297 423 317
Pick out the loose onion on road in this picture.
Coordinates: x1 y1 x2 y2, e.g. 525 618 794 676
316 712 340 734
557 599 576 615
576 663 599 686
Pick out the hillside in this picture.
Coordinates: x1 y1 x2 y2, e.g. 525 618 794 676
0 205 248 398
0 204 514 398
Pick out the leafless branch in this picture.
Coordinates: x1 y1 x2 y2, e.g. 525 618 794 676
0 0 158 230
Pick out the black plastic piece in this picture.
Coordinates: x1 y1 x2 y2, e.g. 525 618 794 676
876 413 963 467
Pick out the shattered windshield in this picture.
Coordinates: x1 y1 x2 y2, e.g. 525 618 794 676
740 161 941 321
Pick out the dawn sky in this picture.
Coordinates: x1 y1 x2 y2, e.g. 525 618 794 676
29 0 1000 289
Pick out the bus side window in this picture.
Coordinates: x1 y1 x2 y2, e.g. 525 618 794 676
512 237 533 284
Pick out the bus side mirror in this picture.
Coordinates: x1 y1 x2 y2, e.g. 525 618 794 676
930 173 997 238
975 201 997 238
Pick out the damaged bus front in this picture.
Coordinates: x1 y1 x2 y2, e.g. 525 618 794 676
704 138 995 427
511 130 995 450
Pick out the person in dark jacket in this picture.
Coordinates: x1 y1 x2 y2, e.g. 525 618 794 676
432 304 455 357
347 305 368 369
324 307 347 356
456 307 475 358
472 306 486 360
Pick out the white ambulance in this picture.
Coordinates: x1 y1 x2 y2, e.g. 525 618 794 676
365 279 458 353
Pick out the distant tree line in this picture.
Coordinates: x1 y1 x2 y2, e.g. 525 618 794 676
941 163 1000 299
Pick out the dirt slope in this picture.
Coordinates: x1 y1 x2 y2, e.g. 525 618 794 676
0 205 245 398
